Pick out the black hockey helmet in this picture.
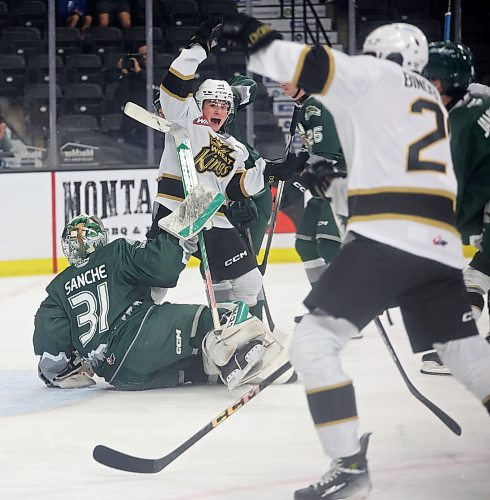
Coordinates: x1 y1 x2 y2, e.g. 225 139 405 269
423 41 475 97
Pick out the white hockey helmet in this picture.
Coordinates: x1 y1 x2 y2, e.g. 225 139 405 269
195 79 234 113
362 23 429 73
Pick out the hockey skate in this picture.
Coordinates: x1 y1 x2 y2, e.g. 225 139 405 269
420 351 451 376
219 339 266 390
294 433 372 500
158 183 225 240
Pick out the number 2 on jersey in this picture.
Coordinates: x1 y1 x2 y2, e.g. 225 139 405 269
407 98 448 173
69 282 110 347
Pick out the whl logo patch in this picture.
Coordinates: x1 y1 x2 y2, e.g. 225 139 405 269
193 116 209 126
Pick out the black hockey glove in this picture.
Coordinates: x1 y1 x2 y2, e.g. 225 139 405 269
187 18 223 54
227 198 259 231
280 173 308 209
263 151 308 184
300 155 347 199
221 13 282 55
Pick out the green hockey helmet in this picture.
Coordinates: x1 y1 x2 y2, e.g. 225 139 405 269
61 214 108 265
423 41 475 97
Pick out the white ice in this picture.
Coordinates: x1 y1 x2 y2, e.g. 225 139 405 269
1 263 489 500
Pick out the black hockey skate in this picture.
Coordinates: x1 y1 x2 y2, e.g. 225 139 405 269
420 351 451 376
294 433 372 500
220 339 266 390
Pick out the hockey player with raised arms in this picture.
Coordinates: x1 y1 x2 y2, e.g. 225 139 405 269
420 42 490 375
148 19 295 308
33 196 292 392
220 15 490 500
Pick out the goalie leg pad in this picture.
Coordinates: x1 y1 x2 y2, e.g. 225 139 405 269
243 328 295 385
202 316 269 384
158 184 224 240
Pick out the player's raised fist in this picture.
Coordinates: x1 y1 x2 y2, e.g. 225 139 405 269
222 13 282 55
187 18 223 54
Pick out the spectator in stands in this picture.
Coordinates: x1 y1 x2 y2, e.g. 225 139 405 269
0 118 13 153
115 45 148 149
56 0 95 33
96 0 132 30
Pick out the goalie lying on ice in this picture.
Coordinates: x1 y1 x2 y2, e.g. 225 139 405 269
34 207 293 391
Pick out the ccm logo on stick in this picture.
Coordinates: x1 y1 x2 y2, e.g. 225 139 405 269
225 251 248 267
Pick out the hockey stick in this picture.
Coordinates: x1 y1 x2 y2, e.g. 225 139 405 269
244 227 275 331
374 316 462 436
258 104 301 275
444 0 452 41
124 102 222 331
93 361 292 473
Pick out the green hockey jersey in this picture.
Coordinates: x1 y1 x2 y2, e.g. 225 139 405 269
450 93 490 246
33 232 188 383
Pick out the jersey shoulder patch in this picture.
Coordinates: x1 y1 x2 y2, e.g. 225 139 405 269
304 105 322 121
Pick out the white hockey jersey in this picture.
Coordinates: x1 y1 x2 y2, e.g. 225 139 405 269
248 41 464 269
156 45 266 229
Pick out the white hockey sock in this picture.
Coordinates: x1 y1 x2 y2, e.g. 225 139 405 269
304 258 327 285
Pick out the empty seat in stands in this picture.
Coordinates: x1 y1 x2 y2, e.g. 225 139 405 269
26 54 64 84
124 27 165 52
391 0 430 20
10 0 47 31
356 0 390 22
66 54 104 85
2 27 43 56
200 0 238 20
55 28 83 59
63 83 104 118
58 113 100 144
164 25 197 53
219 51 247 79
84 27 124 55
0 55 26 97
24 83 62 128
164 0 200 26
0 1 9 31
101 114 123 136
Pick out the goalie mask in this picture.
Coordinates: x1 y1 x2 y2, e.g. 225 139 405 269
195 79 234 114
422 41 475 98
61 214 108 265
362 23 428 73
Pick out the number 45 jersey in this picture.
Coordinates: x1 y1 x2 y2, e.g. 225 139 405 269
248 41 463 269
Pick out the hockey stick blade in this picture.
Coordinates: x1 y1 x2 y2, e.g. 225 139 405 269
124 102 171 134
93 361 292 473
374 317 461 436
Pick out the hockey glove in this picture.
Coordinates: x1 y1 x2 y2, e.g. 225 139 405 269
227 198 259 230
300 155 347 199
221 13 282 55
280 173 308 209
264 157 296 184
187 18 223 54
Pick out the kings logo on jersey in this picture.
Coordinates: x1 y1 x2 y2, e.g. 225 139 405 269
194 135 236 177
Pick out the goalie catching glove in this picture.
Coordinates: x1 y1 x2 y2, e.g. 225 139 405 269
202 314 293 390
300 154 347 199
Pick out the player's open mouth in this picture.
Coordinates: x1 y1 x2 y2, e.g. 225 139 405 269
210 118 221 125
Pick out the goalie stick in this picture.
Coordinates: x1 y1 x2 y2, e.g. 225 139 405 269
374 317 461 436
124 102 222 331
93 361 292 473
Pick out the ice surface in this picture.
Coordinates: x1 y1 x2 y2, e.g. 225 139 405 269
1 264 489 499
